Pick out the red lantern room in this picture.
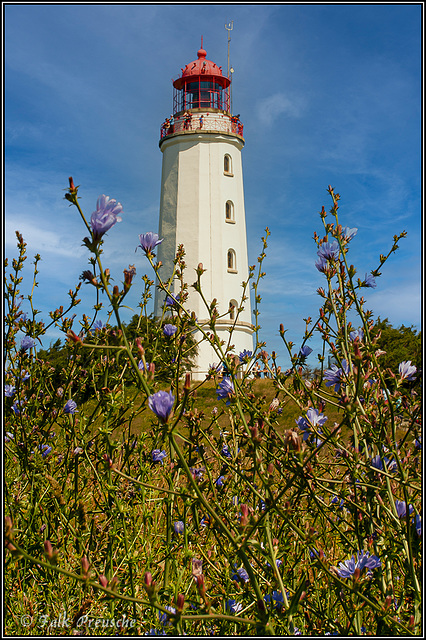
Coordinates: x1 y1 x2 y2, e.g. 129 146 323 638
172 41 231 114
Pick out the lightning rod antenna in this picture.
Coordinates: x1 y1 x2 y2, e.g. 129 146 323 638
225 21 233 78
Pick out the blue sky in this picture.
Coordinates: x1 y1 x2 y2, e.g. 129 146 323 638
5 3 422 368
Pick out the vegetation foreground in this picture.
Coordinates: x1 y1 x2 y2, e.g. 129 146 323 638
4 182 422 636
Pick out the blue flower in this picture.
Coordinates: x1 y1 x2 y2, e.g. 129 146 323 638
20 336 36 352
370 455 397 473
331 496 345 510
324 360 349 393
4 385 15 398
299 345 313 357
215 475 225 489
137 232 163 255
226 599 243 614
5 432 14 443
64 399 78 414
342 226 358 241
415 514 421 536
158 605 175 626
349 328 364 341
362 273 377 288
309 547 325 560
317 241 340 261
93 320 105 331
173 521 184 534
208 362 223 375
315 256 329 273
398 360 417 382
90 195 123 241
264 590 285 610
239 349 252 363
221 444 232 458
395 500 414 518
148 390 175 422
163 323 177 337
295 408 328 440
231 566 249 583
336 550 381 578
165 293 180 307
138 359 149 371
39 444 52 458
152 449 167 464
216 377 234 405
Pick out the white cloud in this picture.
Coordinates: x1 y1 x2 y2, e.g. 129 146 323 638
256 92 304 127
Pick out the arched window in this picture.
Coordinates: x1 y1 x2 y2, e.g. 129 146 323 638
227 249 237 272
225 200 235 222
229 299 238 320
224 154 233 176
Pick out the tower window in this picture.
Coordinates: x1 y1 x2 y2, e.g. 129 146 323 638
224 154 233 176
229 299 238 320
225 200 235 223
227 249 237 272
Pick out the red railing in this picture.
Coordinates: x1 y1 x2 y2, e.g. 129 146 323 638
160 114 243 140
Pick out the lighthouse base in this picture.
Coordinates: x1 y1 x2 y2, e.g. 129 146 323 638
189 320 254 381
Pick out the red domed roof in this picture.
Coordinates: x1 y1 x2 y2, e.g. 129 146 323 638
173 44 230 89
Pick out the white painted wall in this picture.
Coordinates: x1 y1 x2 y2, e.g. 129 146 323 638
155 111 253 379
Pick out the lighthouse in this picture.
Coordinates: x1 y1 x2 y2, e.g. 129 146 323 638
154 40 253 380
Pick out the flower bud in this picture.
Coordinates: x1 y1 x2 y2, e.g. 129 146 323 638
196 574 206 597
99 575 108 588
81 556 90 579
176 593 185 613
184 373 191 392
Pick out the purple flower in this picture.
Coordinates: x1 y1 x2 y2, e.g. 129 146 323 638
215 475 225 489
398 361 417 382
296 408 328 440
64 399 78 414
173 521 184 534
138 232 163 255
231 566 249 583
371 455 397 473
362 273 377 288
221 444 232 458
5 385 15 398
317 241 340 261
158 605 176 626
395 500 414 518
39 444 52 458
264 591 285 610
239 349 252 363
216 377 234 405
90 195 123 241
324 360 349 393
93 320 105 331
299 345 313 357
138 359 150 371
315 256 329 273
165 293 180 307
342 226 358 241
5 432 14 443
163 324 177 337
152 449 167 464
336 550 381 578
415 514 421 536
20 336 36 352
209 363 223 375
148 390 175 422
349 328 364 341
226 599 243 614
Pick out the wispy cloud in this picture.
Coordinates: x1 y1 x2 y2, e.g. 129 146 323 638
256 93 305 127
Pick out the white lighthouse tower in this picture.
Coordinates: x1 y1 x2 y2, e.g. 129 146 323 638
154 40 253 379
